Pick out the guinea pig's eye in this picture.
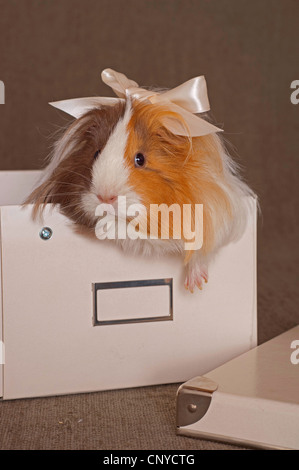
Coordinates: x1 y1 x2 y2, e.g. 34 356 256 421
93 149 100 160
134 153 146 168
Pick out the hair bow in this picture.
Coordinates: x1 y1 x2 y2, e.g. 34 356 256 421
49 68 222 137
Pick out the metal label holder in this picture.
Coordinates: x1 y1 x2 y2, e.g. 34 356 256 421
93 278 173 326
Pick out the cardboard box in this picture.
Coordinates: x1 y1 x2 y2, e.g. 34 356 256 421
0 171 257 400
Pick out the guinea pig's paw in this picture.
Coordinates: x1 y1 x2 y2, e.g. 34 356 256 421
184 265 208 293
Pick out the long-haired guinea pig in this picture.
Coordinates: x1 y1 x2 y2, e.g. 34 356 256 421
26 98 254 292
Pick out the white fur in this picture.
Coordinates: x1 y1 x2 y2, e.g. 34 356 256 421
81 101 141 221
201 133 255 254
117 236 185 258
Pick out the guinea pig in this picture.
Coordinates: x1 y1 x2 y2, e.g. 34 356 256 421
25 96 254 292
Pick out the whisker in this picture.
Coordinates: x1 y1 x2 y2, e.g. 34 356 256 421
60 201 85 210
63 169 92 184
30 192 85 201
48 180 88 190
60 201 98 219
62 205 93 225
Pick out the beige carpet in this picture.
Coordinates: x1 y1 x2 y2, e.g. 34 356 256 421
0 385 247 450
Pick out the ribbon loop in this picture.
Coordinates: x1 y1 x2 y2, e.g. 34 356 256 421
160 76 210 114
50 68 222 137
101 68 139 98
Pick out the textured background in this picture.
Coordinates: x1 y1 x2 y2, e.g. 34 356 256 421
0 0 298 450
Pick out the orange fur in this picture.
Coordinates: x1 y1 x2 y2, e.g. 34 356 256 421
125 100 232 260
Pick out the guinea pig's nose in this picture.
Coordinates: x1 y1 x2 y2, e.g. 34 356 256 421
97 194 118 204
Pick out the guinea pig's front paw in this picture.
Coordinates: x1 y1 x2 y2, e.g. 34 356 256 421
184 265 208 293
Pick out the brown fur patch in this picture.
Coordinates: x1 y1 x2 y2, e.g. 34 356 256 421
25 102 126 228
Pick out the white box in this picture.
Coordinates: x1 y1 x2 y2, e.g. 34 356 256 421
176 326 299 450
0 171 257 400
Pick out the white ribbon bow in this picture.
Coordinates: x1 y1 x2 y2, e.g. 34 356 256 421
49 68 222 137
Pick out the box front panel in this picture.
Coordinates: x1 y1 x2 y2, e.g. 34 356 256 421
1 199 257 399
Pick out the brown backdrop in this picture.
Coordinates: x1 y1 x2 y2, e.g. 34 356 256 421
0 0 298 341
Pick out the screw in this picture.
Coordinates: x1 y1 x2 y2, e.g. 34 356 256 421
39 227 53 240
187 403 197 413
